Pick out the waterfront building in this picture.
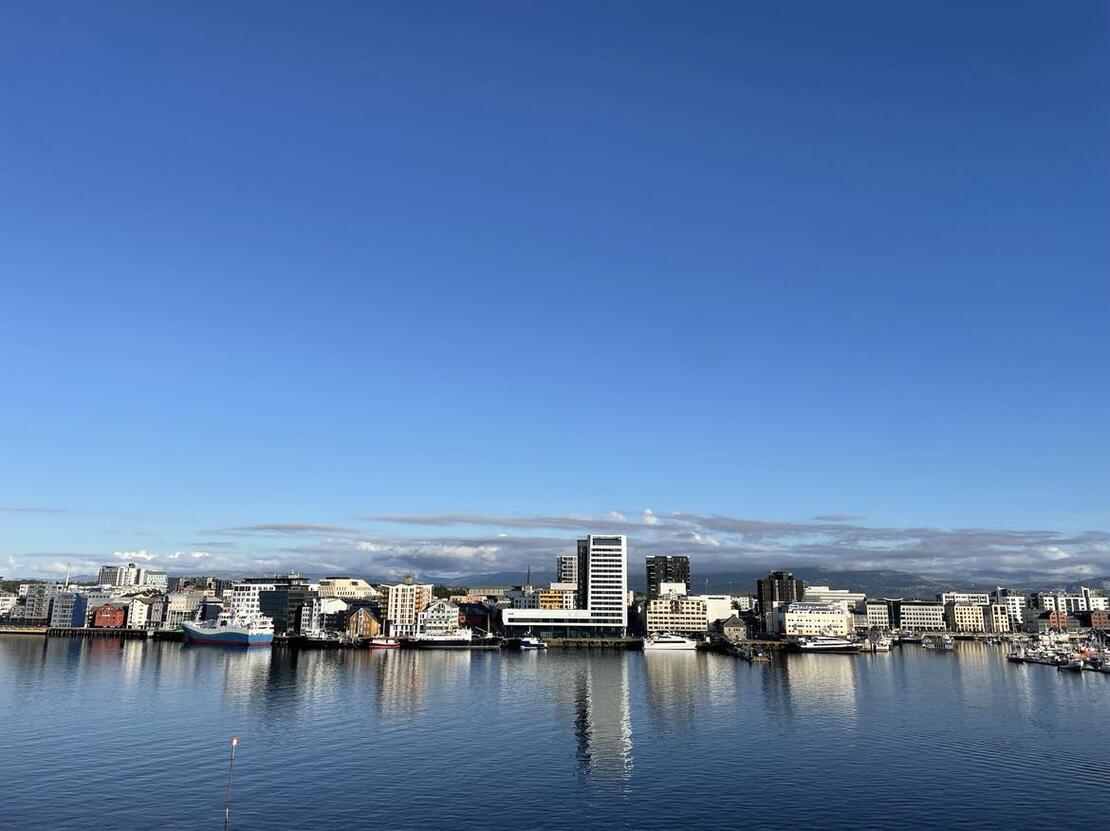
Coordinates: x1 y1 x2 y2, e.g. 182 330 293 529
991 588 1027 632
779 601 851 637
861 594 888 630
49 592 90 628
127 596 158 629
164 591 208 626
1073 610 1110 630
646 555 690 598
804 586 866 611
718 615 748 641
92 603 127 628
984 604 1011 633
1023 609 1073 634
383 579 434 637
317 577 382 602
8 583 56 624
645 595 708 636
896 600 946 632
346 606 381 639
502 534 629 637
556 554 578 585
231 575 312 636
0 591 16 617
945 603 986 633
939 592 990 606
416 599 461 635
757 571 806 633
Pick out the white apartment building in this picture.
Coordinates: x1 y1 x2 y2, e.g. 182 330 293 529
946 603 986 633
780 602 851 637
940 592 990 606
0 592 16 616
991 589 1027 631
384 580 434 636
142 571 168 591
898 601 946 632
865 600 890 629
645 596 708 635
228 581 275 619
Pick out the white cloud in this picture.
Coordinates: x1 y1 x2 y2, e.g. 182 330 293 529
190 551 210 560
642 509 659 526
114 550 156 562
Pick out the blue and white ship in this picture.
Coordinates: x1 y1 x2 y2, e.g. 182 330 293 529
181 613 274 647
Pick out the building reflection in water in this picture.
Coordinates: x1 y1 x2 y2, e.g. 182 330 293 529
572 657 633 782
770 652 860 725
641 651 704 726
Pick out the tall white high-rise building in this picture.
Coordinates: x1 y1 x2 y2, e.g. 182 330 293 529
503 534 628 637
577 535 628 631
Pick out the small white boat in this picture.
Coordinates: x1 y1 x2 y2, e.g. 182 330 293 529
796 636 860 653
367 636 400 649
519 636 547 650
643 632 698 651
923 634 956 651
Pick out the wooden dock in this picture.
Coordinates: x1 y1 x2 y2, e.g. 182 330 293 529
47 627 150 639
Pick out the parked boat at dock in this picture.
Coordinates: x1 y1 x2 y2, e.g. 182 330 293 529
643 633 698 651
795 636 861 654
181 613 274 648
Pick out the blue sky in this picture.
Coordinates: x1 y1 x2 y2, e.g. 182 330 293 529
2 2 1108 582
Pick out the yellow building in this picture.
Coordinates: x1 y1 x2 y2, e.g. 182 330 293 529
538 588 577 610
945 603 986 633
645 596 708 635
347 606 382 639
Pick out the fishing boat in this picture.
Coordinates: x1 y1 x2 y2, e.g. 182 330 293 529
181 613 274 647
643 632 698 651
1057 658 1085 673
922 634 956 651
898 632 923 644
519 636 547 650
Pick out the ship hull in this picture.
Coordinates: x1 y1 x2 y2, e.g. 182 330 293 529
181 622 273 647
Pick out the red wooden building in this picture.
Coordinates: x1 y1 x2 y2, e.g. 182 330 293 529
92 604 127 628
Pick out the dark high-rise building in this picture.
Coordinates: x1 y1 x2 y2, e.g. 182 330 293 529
646 555 691 598
756 570 806 633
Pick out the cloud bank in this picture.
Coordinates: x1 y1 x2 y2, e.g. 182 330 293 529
7 511 1110 587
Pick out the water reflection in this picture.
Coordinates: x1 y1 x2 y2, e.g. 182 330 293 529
571 657 633 781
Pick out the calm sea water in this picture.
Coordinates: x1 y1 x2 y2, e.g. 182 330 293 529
2 636 1108 830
